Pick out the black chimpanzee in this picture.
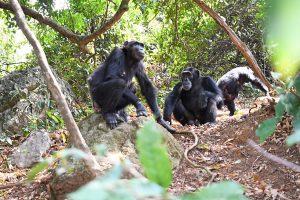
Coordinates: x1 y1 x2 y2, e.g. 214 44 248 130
163 67 223 127
217 66 269 116
88 41 175 133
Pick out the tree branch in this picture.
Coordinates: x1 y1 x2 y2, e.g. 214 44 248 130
9 0 102 176
80 0 130 46
192 0 272 90
0 0 130 52
247 139 300 173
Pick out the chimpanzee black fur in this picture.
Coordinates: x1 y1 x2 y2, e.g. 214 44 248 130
88 41 175 133
217 66 269 116
163 67 223 127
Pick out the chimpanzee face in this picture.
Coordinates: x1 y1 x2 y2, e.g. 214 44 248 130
123 41 145 61
181 67 201 91
181 71 193 91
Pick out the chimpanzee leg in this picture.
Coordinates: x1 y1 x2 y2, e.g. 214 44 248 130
92 79 127 128
117 88 147 116
173 100 195 125
203 98 217 123
224 100 236 116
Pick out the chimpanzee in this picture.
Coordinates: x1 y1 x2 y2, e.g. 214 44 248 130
163 67 223 127
217 66 269 116
88 41 175 133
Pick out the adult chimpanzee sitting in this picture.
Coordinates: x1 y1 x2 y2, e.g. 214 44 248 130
163 67 223 127
217 66 269 116
88 40 175 133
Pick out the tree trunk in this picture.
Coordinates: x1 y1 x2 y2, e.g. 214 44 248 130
9 0 102 177
193 0 272 90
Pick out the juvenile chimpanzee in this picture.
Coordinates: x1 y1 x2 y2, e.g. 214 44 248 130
163 67 223 127
217 66 269 116
88 41 175 133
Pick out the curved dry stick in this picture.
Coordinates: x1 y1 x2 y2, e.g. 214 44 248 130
179 128 216 185
247 139 300 173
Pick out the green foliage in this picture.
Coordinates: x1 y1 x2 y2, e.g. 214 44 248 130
182 181 248 200
256 0 300 145
69 175 164 200
256 117 278 143
265 0 300 79
256 75 300 145
27 158 54 181
27 148 87 180
137 120 172 188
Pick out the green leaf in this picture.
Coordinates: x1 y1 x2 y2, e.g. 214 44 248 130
256 117 278 142
281 93 300 115
294 75 300 95
69 178 164 200
136 120 172 188
57 148 86 159
275 98 285 119
182 181 248 200
27 158 53 181
287 110 300 146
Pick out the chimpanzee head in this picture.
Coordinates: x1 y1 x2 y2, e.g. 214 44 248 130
123 41 145 61
181 67 201 91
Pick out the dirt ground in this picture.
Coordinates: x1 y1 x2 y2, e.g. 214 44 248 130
1 97 300 200
170 97 300 200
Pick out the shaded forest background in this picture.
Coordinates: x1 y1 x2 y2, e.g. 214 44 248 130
0 0 270 107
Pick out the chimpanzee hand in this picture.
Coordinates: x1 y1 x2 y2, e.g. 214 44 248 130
156 117 176 133
136 101 148 117
103 113 118 129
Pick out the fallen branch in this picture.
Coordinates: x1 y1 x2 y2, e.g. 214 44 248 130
0 182 24 190
247 139 300 173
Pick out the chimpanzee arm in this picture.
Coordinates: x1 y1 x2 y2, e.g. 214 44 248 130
203 77 223 98
163 83 182 122
135 65 161 118
248 77 269 95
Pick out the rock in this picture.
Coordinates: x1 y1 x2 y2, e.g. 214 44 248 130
11 131 51 168
79 114 184 170
50 115 184 199
0 67 75 137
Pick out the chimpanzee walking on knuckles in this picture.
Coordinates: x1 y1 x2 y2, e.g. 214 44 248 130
88 40 175 133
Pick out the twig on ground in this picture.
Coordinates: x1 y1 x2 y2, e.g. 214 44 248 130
177 127 216 185
247 139 300 173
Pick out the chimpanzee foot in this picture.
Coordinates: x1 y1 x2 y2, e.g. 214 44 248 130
157 118 176 133
136 101 148 117
103 113 118 129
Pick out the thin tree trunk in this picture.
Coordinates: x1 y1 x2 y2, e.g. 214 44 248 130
193 0 272 90
10 0 102 177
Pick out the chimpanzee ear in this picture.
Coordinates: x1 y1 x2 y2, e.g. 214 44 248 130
123 41 129 48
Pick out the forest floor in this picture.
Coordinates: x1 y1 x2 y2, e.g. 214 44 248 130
170 97 300 200
1 96 299 200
